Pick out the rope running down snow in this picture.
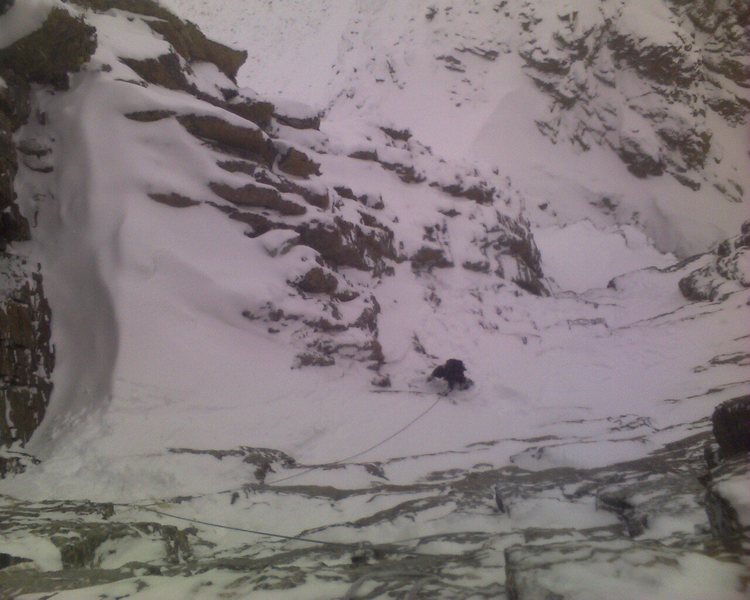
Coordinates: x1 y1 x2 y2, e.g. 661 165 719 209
139 506 433 558
142 507 352 547
266 394 443 485
118 392 443 505
118 394 445 556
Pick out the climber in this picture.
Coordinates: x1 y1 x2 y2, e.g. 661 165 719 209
428 358 471 391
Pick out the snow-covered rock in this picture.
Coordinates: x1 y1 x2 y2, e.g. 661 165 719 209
679 221 750 301
711 395 750 459
0 1 749 598
163 0 749 257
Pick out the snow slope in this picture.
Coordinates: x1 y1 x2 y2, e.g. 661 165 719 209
1 1 749 598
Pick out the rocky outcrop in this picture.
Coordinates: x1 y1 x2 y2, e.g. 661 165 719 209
296 217 398 277
711 395 750 459
3 0 550 397
294 267 339 295
679 221 750 301
0 264 54 450
71 0 246 81
120 52 190 91
517 0 748 194
0 5 89 474
704 454 750 552
168 446 296 484
464 211 548 296
177 114 276 165
337 134 548 293
502 426 750 599
209 181 307 215
0 4 97 247
277 147 320 179
0 7 96 90
0 92 29 251
145 16 246 83
148 192 200 208
0 497 195 593
505 538 723 600
411 246 453 272
700 396 750 553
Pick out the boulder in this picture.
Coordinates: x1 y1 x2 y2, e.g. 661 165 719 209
295 267 338 295
712 395 750 459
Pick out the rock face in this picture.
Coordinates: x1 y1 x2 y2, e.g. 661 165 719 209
71 0 247 81
704 453 750 552
503 428 750 600
700 396 750 555
712 395 750 458
518 0 749 196
0 263 54 449
0 2 748 598
0 4 87 474
4 414 748 598
0 7 96 90
2 0 548 427
679 221 750 301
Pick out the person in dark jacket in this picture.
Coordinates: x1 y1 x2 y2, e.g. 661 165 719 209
428 358 470 391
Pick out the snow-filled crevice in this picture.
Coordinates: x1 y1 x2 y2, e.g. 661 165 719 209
15 76 121 455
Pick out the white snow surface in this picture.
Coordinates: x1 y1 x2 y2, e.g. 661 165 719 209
1 1 749 598
534 221 676 292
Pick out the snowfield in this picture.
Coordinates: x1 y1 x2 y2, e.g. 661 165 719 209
1 0 748 598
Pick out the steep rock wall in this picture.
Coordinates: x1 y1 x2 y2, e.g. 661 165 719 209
0 2 97 474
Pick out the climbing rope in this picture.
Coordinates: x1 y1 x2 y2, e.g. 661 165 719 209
141 506 354 547
136 506 437 559
266 394 443 485
117 392 444 505
113 394 446 559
